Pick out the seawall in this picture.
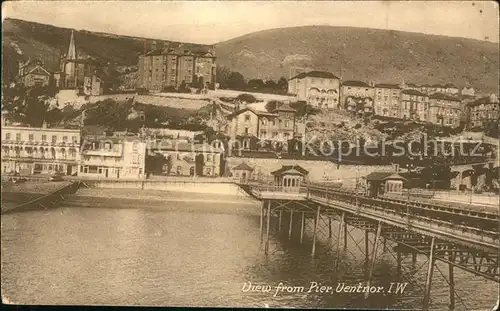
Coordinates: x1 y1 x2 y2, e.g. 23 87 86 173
1 181 79 214
227 157 394 187
85 180 253 197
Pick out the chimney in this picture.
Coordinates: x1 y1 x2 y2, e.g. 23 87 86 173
42 121 48 129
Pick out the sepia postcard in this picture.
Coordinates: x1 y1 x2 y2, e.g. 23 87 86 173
1 0 499 309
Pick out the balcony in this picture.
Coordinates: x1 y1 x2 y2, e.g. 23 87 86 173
82 149 122 157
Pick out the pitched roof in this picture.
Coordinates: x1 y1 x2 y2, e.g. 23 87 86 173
225 107 278 120
289 70 339 80
431 84 444 87
233 162 254 171
468 96 500 107
374 83 400 89
429 92 460 101
402 89 427 96
26 65 51 77
271 165 309 176
342 80 370 87
273 102 296 112
365 172 406 182
444 83 457 88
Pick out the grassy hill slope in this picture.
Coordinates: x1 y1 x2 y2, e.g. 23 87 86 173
2 18 211 83
215 25 498 93
2 19 498 94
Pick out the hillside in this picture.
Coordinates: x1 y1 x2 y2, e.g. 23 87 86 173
2 19 498 93
2 18 212 83
215 26 499 93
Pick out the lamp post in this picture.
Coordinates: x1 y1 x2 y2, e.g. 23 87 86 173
355 165 360 205
406 156 415 223
469 170 475 204
432 171 437 196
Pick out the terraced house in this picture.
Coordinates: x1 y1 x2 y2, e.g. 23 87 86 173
17 58 51 88
428 93 462 128
137 42 216 92
466 94 499 130
148 141 223 177
287 71 340 109
340 80 375 114
1 114 81 175
79 136 146 179
373 84 401 118
400 89 429 121
225 103 305 150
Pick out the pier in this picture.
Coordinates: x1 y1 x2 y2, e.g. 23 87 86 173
241 181 499 310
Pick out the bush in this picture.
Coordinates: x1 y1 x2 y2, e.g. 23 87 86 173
236 93 258 103
162 86 177 93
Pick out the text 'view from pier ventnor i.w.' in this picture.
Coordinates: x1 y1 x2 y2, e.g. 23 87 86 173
1 1 499 310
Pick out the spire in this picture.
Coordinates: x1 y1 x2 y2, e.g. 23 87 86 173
67 30 76 60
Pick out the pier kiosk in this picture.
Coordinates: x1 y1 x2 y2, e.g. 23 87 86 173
271 165 309 192
365 172 406 198
232 162 254 184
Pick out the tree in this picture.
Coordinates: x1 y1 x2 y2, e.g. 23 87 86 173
265 80 277 90
195 153 205 176
84 99 131 130
216 66 231 89
236 93 257 103
290 101 319 117
178 80 191 93
277 77 288 93
248 79 265 90
226 72 246 90
265 100 281 112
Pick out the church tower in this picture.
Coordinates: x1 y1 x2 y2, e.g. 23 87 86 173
67 30 76 60
62 30 79 88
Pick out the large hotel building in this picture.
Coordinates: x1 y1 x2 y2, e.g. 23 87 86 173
136 42 216 92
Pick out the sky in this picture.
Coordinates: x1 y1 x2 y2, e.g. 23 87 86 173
2 0 499 44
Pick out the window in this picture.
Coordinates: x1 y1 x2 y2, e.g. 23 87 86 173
244 115 250 122
207 154 212 161
132 142 138 152
244 127 249 134
72 136 78 144
16 133 21 141
52 135 57 143
177 153 182 160
5 133 11 140
63 136 68 142
285 121 289 127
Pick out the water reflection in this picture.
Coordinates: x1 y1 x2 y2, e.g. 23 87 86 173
1 191 497 309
